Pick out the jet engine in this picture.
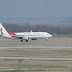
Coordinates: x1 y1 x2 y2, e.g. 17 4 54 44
23 37 29 40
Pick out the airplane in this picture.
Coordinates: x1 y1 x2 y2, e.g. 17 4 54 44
0 23 52 42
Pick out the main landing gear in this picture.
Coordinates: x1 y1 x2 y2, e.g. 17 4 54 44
21 40 23 42
21 40 28 42
26 40 28 42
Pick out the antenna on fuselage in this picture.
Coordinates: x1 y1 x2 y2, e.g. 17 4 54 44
31 30 32 32
31 30 33 34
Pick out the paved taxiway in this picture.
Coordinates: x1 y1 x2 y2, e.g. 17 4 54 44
0 57 72 60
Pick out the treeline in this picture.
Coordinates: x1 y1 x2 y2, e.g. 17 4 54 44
3 23 72 36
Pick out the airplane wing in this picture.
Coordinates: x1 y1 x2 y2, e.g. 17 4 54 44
11 35 29 40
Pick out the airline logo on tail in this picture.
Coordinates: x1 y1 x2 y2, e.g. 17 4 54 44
0 28 3 34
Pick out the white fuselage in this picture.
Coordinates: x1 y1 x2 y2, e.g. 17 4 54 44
0 23 52 42
15 32 52 39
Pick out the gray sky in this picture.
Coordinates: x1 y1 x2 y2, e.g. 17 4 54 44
0 0 72 18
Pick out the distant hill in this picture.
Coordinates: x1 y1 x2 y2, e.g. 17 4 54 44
0 17 72 24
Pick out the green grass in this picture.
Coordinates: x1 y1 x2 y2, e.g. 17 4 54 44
22 64 65 68
0 71 18 72
0 60 72 71
0 48 72 58
0 71 72 72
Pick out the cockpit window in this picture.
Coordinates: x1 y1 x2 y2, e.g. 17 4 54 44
46 32 49 35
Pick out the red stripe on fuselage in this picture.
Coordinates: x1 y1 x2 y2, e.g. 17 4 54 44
16 35 45 36
7 32 16 35
7 32 46 37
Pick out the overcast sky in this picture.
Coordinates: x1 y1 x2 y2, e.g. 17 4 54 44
0 0 72 18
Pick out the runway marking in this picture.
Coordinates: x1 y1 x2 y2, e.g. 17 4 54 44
0 46 72 49
0 57 72 60
0 43 72 46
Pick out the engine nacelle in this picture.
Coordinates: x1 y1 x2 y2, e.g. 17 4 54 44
32 39 37 40
23 37 29 40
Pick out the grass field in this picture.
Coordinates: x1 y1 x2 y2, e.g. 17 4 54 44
0 59 72 72
0 48 72 58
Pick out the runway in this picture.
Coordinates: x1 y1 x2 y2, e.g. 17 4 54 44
0 57 72 60
0 46 72 49
0 42 72 46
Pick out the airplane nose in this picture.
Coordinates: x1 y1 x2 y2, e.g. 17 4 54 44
49 34 52 37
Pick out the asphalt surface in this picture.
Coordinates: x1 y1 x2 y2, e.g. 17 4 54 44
0 46 72 48
0 57 72 60
0 41 72 61
0 42 72 46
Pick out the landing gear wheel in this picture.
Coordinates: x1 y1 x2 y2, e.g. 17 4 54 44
26 40 28 42
21 40 23 42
